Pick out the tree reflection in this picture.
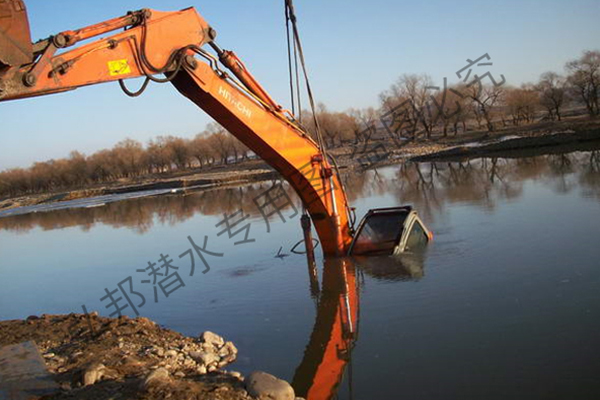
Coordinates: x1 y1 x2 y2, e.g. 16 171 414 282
2 149 600 233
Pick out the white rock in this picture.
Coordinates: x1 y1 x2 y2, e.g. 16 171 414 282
164 349 178 357
189 351 219 367
229 371 243 379
143 367 170 389
219 341 238 357
183 357 195 367
200 331 225 347
245 371 295 400
83 363 106 386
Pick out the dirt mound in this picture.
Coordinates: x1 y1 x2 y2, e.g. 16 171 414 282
0 313 250 399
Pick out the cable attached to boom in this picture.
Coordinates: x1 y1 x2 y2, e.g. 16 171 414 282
284 0 356 234
284 0 327 155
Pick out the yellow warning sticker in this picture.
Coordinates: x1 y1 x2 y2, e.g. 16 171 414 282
108 59 131 76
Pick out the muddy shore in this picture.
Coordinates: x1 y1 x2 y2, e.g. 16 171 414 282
0 314 299 400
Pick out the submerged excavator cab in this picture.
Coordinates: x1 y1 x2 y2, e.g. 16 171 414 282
349 206 432 257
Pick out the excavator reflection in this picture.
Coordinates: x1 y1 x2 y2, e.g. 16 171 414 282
293 253 425 399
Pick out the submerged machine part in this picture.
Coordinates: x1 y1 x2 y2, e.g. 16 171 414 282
349 206 432 256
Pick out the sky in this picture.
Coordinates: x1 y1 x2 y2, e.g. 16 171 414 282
1 0 599 170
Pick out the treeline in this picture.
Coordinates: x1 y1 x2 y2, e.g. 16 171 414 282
0 122 249 198
305 49 600 147
1 50 598 199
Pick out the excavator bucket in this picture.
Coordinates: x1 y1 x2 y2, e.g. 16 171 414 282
0 0 32 67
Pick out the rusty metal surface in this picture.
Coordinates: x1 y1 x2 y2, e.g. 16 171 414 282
0 0 33 67
0 341 58 400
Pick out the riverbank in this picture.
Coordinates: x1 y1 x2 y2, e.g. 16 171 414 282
2 117 599 215
0 314 298 400
0 164 278 214
409 119 600 162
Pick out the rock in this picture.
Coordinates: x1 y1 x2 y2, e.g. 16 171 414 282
183 357 195 367
220 353 237 364
200 331 225 347
189 351 219 367
143 367 170 389
43 352 55 358
245 371 295 400
219 341 238 357
164 349 178 357
197 365 207 374
83 363 106 386
229 371 243 379
174 371 186 378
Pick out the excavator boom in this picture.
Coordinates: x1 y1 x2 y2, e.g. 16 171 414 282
0 3 352 255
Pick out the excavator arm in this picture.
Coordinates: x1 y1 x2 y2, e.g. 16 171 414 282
0 3 352 255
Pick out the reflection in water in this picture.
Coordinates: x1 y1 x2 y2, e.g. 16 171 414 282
2 150 599 233
293 258 360 400
386 150 600 222
293 253 426 400
0 182 285 234
353 253 426 281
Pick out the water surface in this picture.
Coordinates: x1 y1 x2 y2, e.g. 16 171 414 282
1 147 599 399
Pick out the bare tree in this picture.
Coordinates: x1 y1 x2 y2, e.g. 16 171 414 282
505 85 538 126
566 50 600 116
303 104 357 147
113 139 144 177
349 107 378 145
206 122 233 165
380 74 435 138
189 134 213 168
146 137 174 173
431 84 470 136
536 71 567 121
164 136 191 170
464 84 505 131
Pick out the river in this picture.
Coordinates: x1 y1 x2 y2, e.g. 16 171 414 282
1 145 599 399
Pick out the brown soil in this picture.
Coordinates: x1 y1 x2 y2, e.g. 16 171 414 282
0 314 251 399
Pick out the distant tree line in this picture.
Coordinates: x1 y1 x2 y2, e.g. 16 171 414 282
302 50 599 146
1 50 598 199
0 122 249 198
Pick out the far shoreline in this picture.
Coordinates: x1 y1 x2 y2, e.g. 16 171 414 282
2 118 599 216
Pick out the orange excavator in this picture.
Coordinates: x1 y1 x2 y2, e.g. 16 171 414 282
0 1 431 257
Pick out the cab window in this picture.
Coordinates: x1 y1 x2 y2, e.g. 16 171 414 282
351 212 407 256
404 220 428 251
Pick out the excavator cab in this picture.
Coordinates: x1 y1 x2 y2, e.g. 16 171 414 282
0 0 32 68
349 206 432 257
